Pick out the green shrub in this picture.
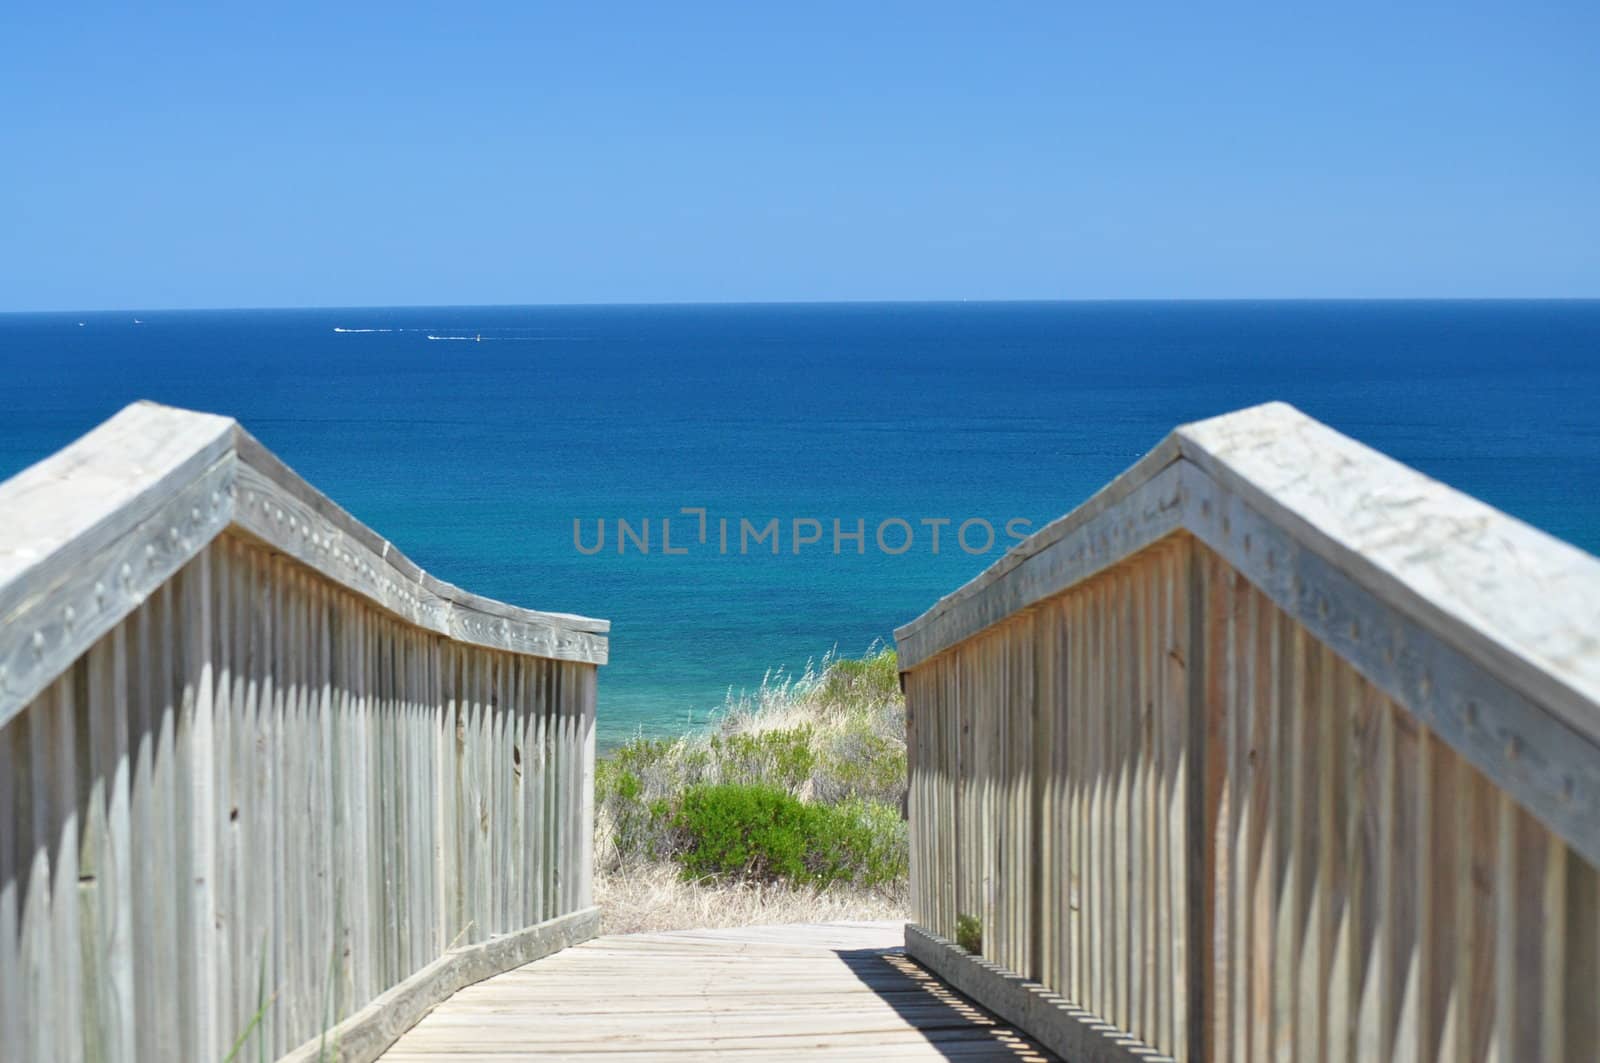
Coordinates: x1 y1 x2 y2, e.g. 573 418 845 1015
956 913 983 954
710 727 818 789
812 645 901 711
666 783 906 889
813 797 908 886
670 784 815 883
817 727 906 805
594 646 909 888
597 769 669 861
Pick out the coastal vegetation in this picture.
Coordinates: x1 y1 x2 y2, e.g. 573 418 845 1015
594 645 909 932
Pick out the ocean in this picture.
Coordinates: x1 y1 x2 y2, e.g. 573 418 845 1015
3 301 1598 745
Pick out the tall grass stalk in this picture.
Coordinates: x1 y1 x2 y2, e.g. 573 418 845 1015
317 889 343 1062
220 932 276 1063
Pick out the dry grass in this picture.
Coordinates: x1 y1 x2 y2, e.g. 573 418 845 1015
595 861 907 935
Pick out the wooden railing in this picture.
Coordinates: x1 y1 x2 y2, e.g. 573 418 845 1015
898 402 1600 1063
0 403 609 1062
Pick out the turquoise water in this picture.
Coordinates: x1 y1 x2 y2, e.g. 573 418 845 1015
3 301 1598 744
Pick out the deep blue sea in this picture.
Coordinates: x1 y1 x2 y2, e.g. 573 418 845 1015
3 302 1598 745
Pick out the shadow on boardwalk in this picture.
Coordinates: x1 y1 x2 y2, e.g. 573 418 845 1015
834 945 1055 1061
380 921 1055 1060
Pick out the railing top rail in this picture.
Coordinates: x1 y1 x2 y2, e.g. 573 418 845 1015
0 401 609 729
896 401 1600 744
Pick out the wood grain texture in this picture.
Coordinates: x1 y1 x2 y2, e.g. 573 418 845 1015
897 405 1600 1062
0 413 235 732
1177 400 1600 744
904 543 1196 1055
0 406 608 1061
906 924 1168 1063
895 457 1185 671
383 922 1057 1062
897 401 1600 854
0 402 608 730
281 907 598 1063
0 534 604 1061
901 534 1600 1063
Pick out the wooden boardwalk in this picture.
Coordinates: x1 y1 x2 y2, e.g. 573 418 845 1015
17 403 1600 1061
380 922 1055 1061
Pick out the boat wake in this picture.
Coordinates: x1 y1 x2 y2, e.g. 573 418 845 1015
336 325 591 341
425 334 586 342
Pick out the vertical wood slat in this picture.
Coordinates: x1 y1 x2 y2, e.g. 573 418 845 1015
578 662 597 911
47 671 83 1063
0 530 600 1061
182 547 219 1061
0 706 17 1058
243 541 271 1061
129 585 157 1062
902 533 1600 1063
264 557 285 1055
17 688 48 1063
84 623 135 1063
213 542 239 1057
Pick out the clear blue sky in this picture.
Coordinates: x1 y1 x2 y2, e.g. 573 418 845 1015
2 2 1595 310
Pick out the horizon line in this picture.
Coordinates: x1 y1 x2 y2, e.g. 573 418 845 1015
6 295 1600 316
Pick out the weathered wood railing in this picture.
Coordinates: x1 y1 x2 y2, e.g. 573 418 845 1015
0 402 608 1062
898 402 1600 1063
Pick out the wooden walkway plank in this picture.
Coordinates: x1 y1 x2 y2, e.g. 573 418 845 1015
380 922 1055 1061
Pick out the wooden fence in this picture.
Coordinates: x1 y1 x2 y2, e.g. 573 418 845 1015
898 402 1600 1062
0 402 608 1062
